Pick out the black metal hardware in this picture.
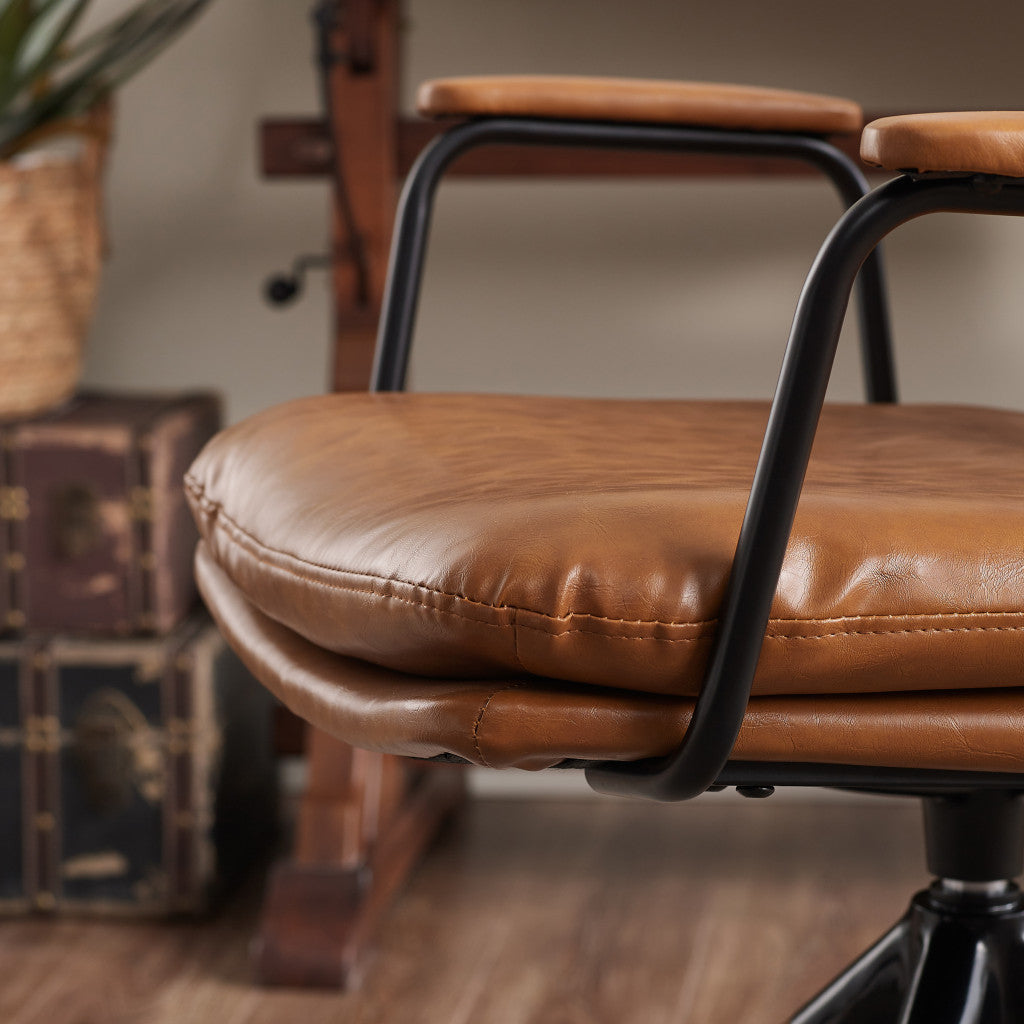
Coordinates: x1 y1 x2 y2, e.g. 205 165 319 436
370 116 897 401
586 174 1024 803
790 883 1024 1023
311 1 344 64
788 793 1024 1022
924 792 1024 882
263 253 333 306
312 0 377 74
262 3 372 308
432 754 1024 796
736 785 775 799
713 761 1024 795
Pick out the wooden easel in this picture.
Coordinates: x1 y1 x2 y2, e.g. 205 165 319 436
256 0 882 987
253 0 466 987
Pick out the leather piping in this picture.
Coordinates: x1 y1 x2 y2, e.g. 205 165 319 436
186 474 1024 641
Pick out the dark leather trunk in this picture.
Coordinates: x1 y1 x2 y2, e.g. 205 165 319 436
0 391 220 635
0 615 276 915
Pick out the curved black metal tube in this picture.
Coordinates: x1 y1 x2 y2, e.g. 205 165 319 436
370 116 897 400
803 147 896 403
586 174 1024 801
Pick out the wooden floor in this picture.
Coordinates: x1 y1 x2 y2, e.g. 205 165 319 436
0 796 926 1024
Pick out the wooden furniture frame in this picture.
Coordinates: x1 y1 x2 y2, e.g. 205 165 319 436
253 2 466 987
255 0 891 989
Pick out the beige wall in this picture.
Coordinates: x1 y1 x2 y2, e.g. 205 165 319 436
85 0 1024 419
79 1 1024 795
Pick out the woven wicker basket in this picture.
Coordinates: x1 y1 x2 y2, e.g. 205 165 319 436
0 110 108 420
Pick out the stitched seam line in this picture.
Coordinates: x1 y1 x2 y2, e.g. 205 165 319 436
213 519 516 633
187 479 1024 633
472 683 523 768
508 625 1024 642
202 497 714 629
516 626 707 641
512 609 525 670
766 625 1024 641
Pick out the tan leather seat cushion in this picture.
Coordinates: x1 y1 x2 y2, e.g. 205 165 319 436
186 394 1024 700
417 76 862 134
196 543 1024 774
862 112 1024 177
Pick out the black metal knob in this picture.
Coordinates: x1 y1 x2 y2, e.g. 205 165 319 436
264 275 300 306
263 253 332 308
737 785 775 799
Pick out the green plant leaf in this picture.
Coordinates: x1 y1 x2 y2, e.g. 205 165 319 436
13 0 89 79
0 1 33 93
59 0 166 60
47 4 191 95
1 0 89 112
0 0 31 53
47 1 205 96
0 0 213 158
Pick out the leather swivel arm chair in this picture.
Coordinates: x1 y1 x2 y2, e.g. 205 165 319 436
187 79 1024 1022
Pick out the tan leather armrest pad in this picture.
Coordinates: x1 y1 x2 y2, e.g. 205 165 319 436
417 76 862 134
862 112 1024 177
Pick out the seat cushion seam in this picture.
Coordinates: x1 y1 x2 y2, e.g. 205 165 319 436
188 480 1024 635
766 625 1024 641
512 609 525 671
194 489 719 627
473 683 524 768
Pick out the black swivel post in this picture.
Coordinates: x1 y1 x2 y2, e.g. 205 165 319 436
791 792 1024 1023
923 792 1024 883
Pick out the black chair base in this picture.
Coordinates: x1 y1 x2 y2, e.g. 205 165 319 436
791 883 1024 1023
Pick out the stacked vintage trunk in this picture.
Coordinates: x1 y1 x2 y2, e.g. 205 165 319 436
0 392 275 915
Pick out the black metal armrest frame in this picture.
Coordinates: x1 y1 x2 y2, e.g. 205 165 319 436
371 116 896 401
368 112 917 801
588 173 1024 801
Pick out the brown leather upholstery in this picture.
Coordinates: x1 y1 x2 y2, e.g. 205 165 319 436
862 112 1024 177
197 543 1024 774
417 76 863 134
186 394 1024 707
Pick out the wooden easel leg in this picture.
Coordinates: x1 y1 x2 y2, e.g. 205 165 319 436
325 0 399 391
253 727 466 987
252 1 463 988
